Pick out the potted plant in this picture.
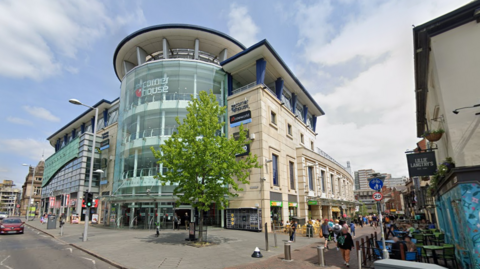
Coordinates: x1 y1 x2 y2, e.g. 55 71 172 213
422 129 445 142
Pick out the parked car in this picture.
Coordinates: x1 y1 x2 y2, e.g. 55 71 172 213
0 218 24 234
0 212 8 220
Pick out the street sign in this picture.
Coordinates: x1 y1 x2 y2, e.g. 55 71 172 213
341 205 346 209
373 192 383 201
369 178 384 191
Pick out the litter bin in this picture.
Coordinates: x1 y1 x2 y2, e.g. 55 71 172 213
47 215 56 229
306 224 313 237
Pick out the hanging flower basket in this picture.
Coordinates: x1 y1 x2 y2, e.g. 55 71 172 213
425 133 443 142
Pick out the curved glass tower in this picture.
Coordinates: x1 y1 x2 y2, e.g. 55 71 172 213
111 24 245 229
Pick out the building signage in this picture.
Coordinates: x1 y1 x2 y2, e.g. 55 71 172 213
232 130 249 141
100 180 108 185
102 132 109 139
270 201 282 207
235 144 250 157
288 202 298 207
49 197 55 207
135 75 169 98
406 152 437 177
100 139 110 151
231 99 249 113
307 201 318 205
230 110 252 127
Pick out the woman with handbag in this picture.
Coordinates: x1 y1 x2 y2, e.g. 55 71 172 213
321 219 331 249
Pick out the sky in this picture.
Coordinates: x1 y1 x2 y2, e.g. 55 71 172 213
0 0 472 188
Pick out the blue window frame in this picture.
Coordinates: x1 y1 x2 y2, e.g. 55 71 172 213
272 154 278 186
308 166 314 191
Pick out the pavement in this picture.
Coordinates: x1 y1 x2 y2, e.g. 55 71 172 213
0 225 115 269
25 219 379 269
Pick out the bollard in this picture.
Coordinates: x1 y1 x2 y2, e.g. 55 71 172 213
284 242 292 261
265 222 269 251
274 226 278 248
358 249 362 269
317 246 325 267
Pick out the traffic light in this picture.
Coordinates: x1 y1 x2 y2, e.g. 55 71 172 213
85 192 93 208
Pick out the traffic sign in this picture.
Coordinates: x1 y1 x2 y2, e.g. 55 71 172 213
369 178 384 191
373 192 383 201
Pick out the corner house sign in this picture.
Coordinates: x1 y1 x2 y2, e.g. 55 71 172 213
230 110 252 128
231 99 249 113
135 75 169 98
406 151 437 177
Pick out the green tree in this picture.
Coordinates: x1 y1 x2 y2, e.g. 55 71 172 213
359 202 368 217
151 91 261 242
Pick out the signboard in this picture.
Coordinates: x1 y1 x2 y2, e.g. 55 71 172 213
71 214 79 224
373 192 383 201
406 151 437 177
91 214 99 224
100 180 108 185
230 110 252 127
390 209 397 212
232 130 249 140
49 197 55 207
288 202 298 207
235 144 250 157
135 75 169 98
100 139 110 151
231 99 249 113
270 201 282 207
102 132 109 139
369 178 384 191
307 201 318 205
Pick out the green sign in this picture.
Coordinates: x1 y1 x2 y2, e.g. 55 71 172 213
270 201 282 207
43 137 80 187
307 201 318 205
288 202 298 207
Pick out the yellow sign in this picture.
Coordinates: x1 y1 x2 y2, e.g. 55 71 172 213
331 207 341 212
231 218 234 221
231 222 234 225
390 209 396 212
231 213 234 217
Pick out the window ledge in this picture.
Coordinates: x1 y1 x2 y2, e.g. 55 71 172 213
286 133 293 140
269 122 278 130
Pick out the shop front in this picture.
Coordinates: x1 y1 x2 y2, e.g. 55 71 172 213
270 201 283 226
331 206 341 219
307 200 321 220
288 202 298 220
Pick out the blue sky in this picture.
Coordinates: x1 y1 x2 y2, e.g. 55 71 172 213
0 0 471 188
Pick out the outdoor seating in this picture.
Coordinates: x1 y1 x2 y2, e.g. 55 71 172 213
416 246 423 262
420 246 435 263
406 251 417 261
437 244 458 268
413 234 423 244
372 248 383 260
432 233 445 245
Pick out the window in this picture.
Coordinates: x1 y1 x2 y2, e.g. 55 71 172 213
321 171 325 192
311 141 314 150
308 166 314 191
287 124 292 136
300 133 304 144
289 161 295 190
271 111 277 125
272 154 279 186
330 174 334 194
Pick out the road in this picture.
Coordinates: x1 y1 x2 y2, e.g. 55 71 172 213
0 226 115 269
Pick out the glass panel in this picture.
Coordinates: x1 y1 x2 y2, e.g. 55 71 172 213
272 154 278 186
308 167 313 191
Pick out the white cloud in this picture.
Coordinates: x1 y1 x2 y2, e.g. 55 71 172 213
228 3 260 47
0 167 8 173
23 106 60 122
286 0 470 177
6 116 33 126
0 138 54 161
0 0 145 80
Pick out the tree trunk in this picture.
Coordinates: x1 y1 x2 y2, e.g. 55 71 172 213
199 209 204 242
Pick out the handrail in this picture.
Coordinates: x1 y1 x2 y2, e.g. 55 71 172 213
116 216 123 228
130 216 138 229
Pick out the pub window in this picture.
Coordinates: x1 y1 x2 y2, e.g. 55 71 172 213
272 154 279 186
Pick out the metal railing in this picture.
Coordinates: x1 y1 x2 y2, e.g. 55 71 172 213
149 48 220 65
316 147 348 172
232 82 256 95
123 126 178 143
127 93 223 111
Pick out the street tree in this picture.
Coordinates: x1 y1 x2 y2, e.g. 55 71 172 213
151 91 261 242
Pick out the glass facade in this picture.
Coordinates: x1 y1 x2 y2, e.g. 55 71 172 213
113 60 226 200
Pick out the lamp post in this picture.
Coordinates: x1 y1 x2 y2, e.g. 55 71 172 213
69 98 99 242
22 164 36 222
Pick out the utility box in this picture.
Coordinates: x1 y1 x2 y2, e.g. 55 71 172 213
374 260 447 269
47 215 56 229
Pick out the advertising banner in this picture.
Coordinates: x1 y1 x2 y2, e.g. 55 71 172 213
230 110 252 127
91 214 99 224
406 152 437 177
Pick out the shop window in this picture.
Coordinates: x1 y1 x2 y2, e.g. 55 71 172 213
287 124 292 136
308 166 314 191
271 111 277 125
272 154 279 186
289 161 295 190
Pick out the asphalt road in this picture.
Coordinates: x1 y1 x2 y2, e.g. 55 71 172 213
0 226 115 269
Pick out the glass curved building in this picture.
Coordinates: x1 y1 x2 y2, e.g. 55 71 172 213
111 25 245 228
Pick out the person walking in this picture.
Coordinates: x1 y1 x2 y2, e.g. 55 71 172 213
372 214 378 230
333 220 342 247
184 212 190 231
359 216 363 228
349 221 356 237
173 213 179 230
337 228 354 267
288 220 297 242
321 219 331 249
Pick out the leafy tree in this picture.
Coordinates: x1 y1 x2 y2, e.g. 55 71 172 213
151 91 261 242
358 202 368 217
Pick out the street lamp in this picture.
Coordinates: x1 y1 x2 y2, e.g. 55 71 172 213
69 98 99 242
22 163 36 222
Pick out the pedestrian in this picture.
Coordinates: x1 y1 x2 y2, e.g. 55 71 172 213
349 221 355 237
184 212 190 230
174 214 179 230
337 228 354 267
368 215 372 226
386 225 394 240
359 216 363 228
288 220 297 242
372 214 378 230
321 219 331 249
404 236 416 252
333 220 342 245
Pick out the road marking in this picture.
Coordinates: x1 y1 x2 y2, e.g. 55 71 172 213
64 248 73 253
82 257 96 265
0 255 13 269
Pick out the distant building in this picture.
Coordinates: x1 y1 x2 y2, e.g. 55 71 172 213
356 169 375 190
20 160 44 216
384 177 407 188
0 180 21 216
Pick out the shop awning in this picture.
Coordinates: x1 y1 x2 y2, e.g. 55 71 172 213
331 207 341 212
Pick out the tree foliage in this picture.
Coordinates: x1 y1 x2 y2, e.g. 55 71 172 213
151 91 261 241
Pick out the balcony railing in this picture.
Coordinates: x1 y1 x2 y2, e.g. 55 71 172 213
121 167 167 179
316 147 349 173
124 126 178 143
147 48 220 65
232 82 256 95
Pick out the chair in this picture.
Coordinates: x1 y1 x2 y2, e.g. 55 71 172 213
413 234 423 244
416 247 423 262
432 234 445 245
406 251 417 261
420 247 434 263
438 245 458 268
372 248 383 260
411 238 417 244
